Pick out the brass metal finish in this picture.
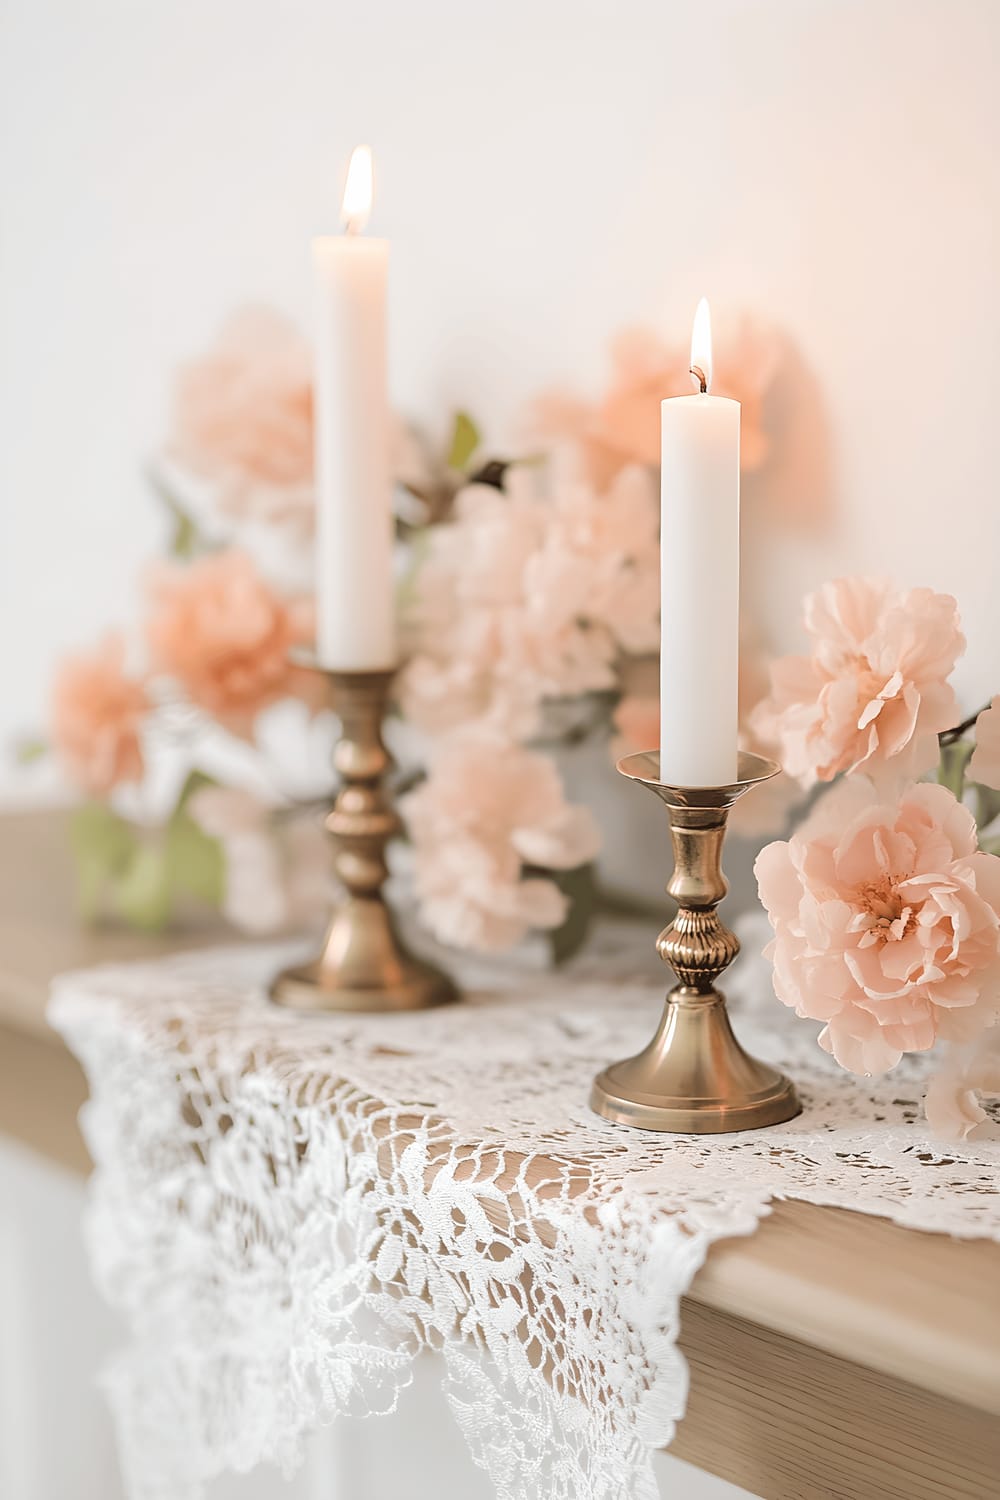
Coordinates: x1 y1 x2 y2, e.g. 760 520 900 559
270 667 456 1013
591 750 800 1133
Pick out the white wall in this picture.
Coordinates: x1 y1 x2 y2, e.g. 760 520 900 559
1 0 999 746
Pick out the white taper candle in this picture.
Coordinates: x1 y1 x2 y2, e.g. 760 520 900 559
659 299 740 786
313 145 396 670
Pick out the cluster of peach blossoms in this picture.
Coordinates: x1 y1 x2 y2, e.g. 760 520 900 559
400 460 660 739
50 546 329 931
754 577 1000 1138
170 308 315 532
393 321 783 946
395 455 660 947
401 737 601 953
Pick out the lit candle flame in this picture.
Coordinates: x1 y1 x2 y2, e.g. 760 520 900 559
690 297 713 393
341 145 373 234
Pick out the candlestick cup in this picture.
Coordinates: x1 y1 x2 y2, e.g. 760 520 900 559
590 750 800 1133
271 664 456 1013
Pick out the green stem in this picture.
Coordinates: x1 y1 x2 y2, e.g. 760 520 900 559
939 703 991 748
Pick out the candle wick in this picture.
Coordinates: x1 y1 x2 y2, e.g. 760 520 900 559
690 365 708 395
343 217 360 237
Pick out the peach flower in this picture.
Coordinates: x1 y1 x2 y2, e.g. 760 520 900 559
51 633 148 795
924 1034 1000 1140
401 735 601 953
146 550 315 731
755 778 1000 1076
532 320 780 488
170 308 314 529
400 460 659 740
752 577 964 789
969 697 1000 791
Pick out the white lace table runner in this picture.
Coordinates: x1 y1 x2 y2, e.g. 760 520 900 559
49 917 1000 1500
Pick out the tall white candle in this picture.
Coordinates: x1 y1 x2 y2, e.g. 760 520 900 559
659 299 740 786
313 145 396 670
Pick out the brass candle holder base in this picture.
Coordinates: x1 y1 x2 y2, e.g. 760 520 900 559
590 750 800 1134
270 666 456 1014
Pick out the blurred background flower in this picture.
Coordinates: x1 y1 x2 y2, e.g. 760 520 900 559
531 317 781 487
145 549 317 733
51 634 148 796
169 307 315 534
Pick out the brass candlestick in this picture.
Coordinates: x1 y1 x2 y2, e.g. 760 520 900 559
591 750 800 1133
271 667 456 1013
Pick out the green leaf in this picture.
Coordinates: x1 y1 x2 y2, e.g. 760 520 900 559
147 465 203 558
169 506 198 559
938 740 974 799
164 810 225 907
546 863 597 966
13 736 47 766
112 844 173 931
446 411 480 472
69 804 140 922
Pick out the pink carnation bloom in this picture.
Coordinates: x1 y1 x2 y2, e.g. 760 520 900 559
51 633 148 795
400 461 659 740
532 320 779 488
146 550 316 732
755 778 1000 1076
401 735 601 953
170 308 314 529
753 577 964 789
969 696 1000 791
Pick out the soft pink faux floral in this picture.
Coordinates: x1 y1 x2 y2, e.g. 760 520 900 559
146 549 317 733
170 308 314 530
400 459 659 740
752 577 965 789
401 735 601 953
189 786 335 936
755 777 1000 1076
970 696 1000 792
924 1034 1000 1140
532 320 780 488
51 633 148 795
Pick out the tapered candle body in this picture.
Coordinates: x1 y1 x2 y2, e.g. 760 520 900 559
313 235 396 669
659 393 740 786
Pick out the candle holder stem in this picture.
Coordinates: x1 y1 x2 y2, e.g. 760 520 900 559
271 667 456 1012
591 751 799 1133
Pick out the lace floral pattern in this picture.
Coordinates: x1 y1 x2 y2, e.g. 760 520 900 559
50 917 1000 1500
